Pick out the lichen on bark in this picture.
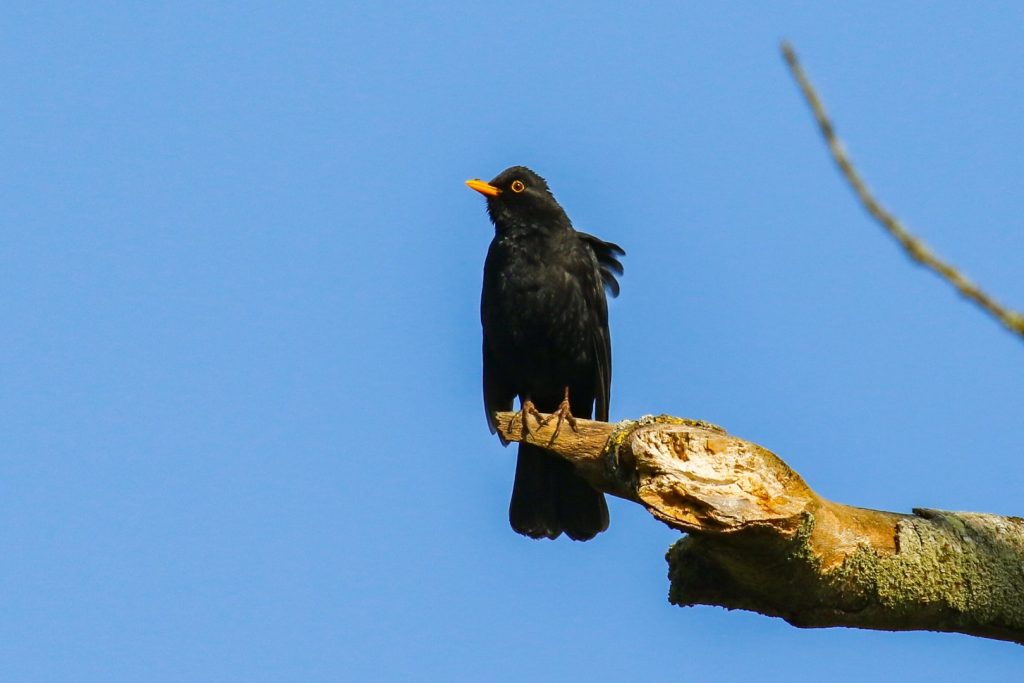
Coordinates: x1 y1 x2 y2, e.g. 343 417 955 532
668 508 1024 643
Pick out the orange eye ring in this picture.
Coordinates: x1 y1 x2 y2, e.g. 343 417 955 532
510 180 526 193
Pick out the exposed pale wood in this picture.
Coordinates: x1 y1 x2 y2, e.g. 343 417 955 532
494 411 1024 644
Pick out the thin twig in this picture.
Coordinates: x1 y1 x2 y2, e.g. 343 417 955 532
781 41 1024 340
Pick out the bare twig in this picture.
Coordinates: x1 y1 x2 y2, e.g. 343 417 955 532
781 41 1024 340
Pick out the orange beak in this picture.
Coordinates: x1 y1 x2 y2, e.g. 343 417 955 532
465 179 501 197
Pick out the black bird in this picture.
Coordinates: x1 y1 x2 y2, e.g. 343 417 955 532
467 166 624 541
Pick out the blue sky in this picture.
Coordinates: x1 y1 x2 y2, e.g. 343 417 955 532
2 3 1022 681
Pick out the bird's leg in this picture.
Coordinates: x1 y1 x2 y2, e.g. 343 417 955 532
509 398 545 439
541 386 579 444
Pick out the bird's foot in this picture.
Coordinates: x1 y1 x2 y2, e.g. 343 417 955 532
510 399 545 439
541 387 578 445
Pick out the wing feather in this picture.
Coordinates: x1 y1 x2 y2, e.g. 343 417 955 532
577 232 625 298
576 231 623 421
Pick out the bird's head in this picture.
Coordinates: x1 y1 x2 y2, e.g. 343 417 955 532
466 166 568 230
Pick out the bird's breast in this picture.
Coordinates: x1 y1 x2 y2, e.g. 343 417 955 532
484 246 594 370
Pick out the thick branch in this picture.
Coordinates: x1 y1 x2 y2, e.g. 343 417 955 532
781 42 1024 340
495 412 1024 644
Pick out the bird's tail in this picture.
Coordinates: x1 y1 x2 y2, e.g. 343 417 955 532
509 443 609 541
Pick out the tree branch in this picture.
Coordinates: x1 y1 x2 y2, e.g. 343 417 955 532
781 42 1024 340
495 412 1024 644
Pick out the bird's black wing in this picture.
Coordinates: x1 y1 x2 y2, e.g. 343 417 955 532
481 243 516 440
576 232 625 422
577 232 625 298
482 338 514 440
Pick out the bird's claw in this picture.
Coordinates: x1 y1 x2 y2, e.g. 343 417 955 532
510 399 545 439
541 389 578 445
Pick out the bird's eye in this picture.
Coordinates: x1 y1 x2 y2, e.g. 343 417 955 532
510 180 526 193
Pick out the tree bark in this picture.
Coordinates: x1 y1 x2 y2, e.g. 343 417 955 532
494 412 1024 644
